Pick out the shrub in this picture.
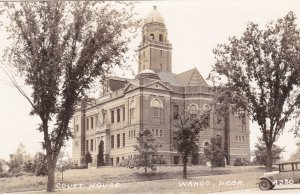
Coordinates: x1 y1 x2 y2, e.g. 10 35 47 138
234 158 249 166
85 152 92 165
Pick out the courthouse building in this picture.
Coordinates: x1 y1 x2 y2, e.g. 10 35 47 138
72 6 250 166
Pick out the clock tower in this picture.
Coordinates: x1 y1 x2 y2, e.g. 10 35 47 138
138 6 172 73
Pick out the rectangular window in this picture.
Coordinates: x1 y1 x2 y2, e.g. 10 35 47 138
236 136 238 142
91 117 94 129
173 105 179 119
123 106 125 121
86 118 89 130
130 108 135 119
174 156 179 164
239 136 241 142
134 130 135 136
110 158 113 166
156 129 158 137
91 139 93 151
117 109 120 122
117 134 120 148
242 136 245 142
129 131 131 138
123 133 125 147
76 125 79 132
102 112 106 124
111 110 114 123
116 157 120 165
160 130 162 137
86 140 89 152
111 135 114 148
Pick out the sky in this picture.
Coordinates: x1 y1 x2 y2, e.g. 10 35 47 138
1 0 300 161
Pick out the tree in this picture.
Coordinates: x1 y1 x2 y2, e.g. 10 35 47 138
3 2 139 191
97 140 104 167
173 109 209 178
204 137 224 170
32 152 48 177
253 138 285 167
132 128 158 174
85 152 92 166
56 151 72 181
289 139 300 161
0 159 7 173
8 144 30 175
210 11 300 172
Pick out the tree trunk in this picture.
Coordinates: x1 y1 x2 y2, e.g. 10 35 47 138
266 145 273 172
145 167 147 174
47 155 57 192
183 160 187 179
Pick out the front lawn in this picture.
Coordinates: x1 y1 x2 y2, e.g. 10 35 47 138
0 165 266 193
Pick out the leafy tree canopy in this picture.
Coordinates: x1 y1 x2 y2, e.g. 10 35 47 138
210 11 300 171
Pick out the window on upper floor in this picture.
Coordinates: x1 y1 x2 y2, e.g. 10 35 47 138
130 100 136 120
189 104 198 120
111 135 114 148
123 106 125 121
117 134 120 148
86 140 89 152
117 108 120 122
111 110 114 123
76 125 79 133
86 118 89 130
123 133 125 147
150 33 154 40
91 117 94 129
91 139 93 151
151 98 163 118
159 34 163 42
102 112 106 124
173 105 179 119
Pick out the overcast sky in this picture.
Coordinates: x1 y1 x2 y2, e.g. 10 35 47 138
1 0 300 160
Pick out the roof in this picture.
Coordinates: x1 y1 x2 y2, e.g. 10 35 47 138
176 67 208 86
144 6 165 25
157 71 182 86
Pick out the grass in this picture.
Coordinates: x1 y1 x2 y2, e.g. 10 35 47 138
0 165 267 193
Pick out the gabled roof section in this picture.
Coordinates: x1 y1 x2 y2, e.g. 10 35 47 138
176 67 208 86
143 80 173 91
123 80 140 93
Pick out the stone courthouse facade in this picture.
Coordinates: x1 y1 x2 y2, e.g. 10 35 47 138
72 6 250 166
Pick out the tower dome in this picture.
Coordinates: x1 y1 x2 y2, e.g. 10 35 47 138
136 69 160 80
144 6 165 25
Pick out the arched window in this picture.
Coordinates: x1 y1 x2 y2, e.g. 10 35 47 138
150 98 163 108
150 33 154 40
150 98 163 118
203 104 211 111
159 34 163 42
